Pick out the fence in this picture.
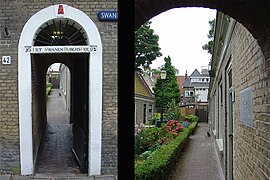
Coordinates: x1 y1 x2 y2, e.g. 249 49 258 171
180 105 208 122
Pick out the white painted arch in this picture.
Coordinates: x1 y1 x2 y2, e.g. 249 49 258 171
18 4 103 175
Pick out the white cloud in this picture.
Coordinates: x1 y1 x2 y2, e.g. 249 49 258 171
149 7 217 75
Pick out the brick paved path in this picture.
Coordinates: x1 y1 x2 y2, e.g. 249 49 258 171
169 122 223 180
35 89 83 177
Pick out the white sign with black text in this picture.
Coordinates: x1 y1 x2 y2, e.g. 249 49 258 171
24 45 97 54
2 56 11 64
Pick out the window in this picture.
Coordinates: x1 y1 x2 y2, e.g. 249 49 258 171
185 91 194 97
149 104 153 117
143 104 146 124
213 91 217 135
191 78 201 82
218 82 223 139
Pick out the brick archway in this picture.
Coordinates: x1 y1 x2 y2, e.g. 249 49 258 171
135 1 270 66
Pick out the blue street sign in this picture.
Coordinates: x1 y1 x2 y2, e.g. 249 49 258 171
97 11 118 21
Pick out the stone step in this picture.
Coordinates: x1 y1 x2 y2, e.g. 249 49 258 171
1 175 117 180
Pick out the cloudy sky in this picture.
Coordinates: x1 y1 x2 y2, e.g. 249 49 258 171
149 7 217 76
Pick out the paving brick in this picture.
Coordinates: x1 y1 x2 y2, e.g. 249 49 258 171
169 123 223 180
35 89 81 176
0 175 12 180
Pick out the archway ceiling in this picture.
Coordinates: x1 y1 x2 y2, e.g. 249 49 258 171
34 19 87 46
135 0 270 46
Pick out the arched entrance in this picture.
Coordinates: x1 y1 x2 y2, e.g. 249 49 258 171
18 4 102 175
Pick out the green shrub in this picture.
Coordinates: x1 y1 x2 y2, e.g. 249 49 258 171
166 99 181 121
135 120 185 157
135 143 162 161
148 113 161 125
135 127 162 155
135 121 198 180
185 114 199 123
46 82 53 96
135 130 149 155
188 120 198 134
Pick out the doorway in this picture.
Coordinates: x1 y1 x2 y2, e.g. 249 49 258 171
226 63 234 180
18 4 103 175
31 54 89 175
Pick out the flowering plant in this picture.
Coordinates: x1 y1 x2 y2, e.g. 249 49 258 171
135 125 163 155
135 123 145 136
158 120 184 145
135 120 184 157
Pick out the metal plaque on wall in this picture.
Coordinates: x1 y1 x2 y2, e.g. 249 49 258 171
240 86 253 127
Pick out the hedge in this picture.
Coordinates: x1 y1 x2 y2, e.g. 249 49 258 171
46 82 53 97
135 121 198 180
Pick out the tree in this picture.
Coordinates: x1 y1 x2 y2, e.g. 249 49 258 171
166 99 182 121
135 21 162 69
202 19 215 55
153 56 181 111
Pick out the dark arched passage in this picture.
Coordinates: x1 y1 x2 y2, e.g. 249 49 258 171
31 53 89 174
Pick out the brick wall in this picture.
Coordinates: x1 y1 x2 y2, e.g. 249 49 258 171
31 56 47 168
0 0 117 175
210 21 270 179
232 23 269 180
0 0 20 173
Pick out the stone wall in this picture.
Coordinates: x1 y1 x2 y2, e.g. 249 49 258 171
0 0 117 175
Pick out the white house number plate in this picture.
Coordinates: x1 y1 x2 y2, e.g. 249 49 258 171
2 56 11 64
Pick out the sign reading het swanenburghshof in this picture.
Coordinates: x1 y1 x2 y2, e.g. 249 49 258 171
24 45 97 54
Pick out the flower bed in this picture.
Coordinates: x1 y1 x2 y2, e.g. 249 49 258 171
135 121 198 180
135 120 184 157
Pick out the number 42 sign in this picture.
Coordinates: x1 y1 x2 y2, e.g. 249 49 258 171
2 56 11 65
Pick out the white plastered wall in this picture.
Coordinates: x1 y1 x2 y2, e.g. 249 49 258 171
18 4 102 175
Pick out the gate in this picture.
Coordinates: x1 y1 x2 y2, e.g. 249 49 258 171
71 54 89 173
195 106 208 122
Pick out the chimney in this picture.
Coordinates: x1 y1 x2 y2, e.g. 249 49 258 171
185 70 188 80
201 66 208 75
201 68 208 75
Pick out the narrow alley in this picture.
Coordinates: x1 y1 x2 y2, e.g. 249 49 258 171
35 89 84 177
169 123 223 180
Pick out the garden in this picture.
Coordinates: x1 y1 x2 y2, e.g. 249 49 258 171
134 114 199 180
